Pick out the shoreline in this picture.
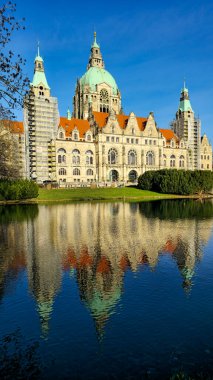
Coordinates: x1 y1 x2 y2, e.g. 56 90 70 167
0 193 212 205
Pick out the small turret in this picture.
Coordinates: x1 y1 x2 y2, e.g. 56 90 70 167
178 82 193 113
87 32 104 69
67 107 71 120
31 42 50 96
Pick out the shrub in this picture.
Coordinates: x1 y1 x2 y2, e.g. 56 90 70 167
138 169 213 195
0 179 39 201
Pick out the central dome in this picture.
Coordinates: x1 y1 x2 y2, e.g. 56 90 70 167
80 67 118 95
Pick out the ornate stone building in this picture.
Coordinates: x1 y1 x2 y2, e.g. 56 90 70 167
9 33 212 183
200 134 212 170
171 84 201 170
73 32 121 119
24 47 59 183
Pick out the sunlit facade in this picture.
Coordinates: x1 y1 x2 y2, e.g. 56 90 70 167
7 33 212 183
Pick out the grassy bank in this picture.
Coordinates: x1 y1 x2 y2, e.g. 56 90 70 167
36 187 173 202
1 187 211 204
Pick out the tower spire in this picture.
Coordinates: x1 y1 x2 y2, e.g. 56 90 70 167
92 31 99 48
37 40 40 57
88 31 104 69
183 77 186 90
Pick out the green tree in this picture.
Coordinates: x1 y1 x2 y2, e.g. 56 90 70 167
0 1 29 119
138 169 213 195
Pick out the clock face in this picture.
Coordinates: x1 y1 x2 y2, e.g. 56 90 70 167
100 89 109 101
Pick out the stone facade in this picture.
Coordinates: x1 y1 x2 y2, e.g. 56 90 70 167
24 50 59 183
73 32 121 119
171 86 201 170
54 110 189 185
7 33 211 184
200 134 212 170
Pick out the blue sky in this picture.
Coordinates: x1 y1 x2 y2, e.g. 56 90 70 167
12 0 213 141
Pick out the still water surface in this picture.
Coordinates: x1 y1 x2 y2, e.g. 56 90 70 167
0 200 213 379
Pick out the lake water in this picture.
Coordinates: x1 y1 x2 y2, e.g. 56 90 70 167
0 200 213 379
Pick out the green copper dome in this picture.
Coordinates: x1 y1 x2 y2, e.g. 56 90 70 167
31 71 50 89
80 67 118 95
178 86 193 112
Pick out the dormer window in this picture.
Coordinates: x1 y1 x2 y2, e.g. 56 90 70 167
72 128 79 141
87 134 92 141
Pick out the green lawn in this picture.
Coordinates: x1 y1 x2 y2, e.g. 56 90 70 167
37 187 172 202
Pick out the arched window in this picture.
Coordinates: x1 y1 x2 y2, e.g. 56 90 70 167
57 148 66 164
86 169 93 176
108 148 118 164
179 155 185 168
163 154 167 167
73 168 80 176
85 150 93 165
59 168 66 175
58 148 66 154
146 151 155 166
72 149 80 165
170 155 176 167
73 132 79 141
87 134 92 141
128 150 137 165
59 131 64 139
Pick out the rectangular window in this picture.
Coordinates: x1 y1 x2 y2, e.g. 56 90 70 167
131 138 134 144
116 137 119 143
149 140 152 145
111 137 114 142
136 139 139 144
145 140 147 145
106 136 109 142
201 155 203 159
153 140 156 145
127 138 129 143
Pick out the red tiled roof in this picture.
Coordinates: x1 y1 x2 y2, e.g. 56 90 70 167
159 129 178 142
93 112 147 131
1 120 24 134
163 240 177 254
97 256 111 274
60 117 90 138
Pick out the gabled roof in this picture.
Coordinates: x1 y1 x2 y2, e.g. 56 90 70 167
59 117 90 138
93 112 147 131
159 129 179 142
0 120 24 134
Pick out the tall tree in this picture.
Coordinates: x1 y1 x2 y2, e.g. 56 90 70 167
0 1 29 119
0 120 20 178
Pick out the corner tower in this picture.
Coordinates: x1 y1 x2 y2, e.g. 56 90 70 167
73 32 122 119
24 45 59 183
171 84 201 170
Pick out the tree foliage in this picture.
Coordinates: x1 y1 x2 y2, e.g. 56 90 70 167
0 1 29 119
138 169 213 195
0 120 20 178
0 179 39 200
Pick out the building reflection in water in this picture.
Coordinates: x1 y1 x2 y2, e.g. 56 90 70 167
0 200 212 338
